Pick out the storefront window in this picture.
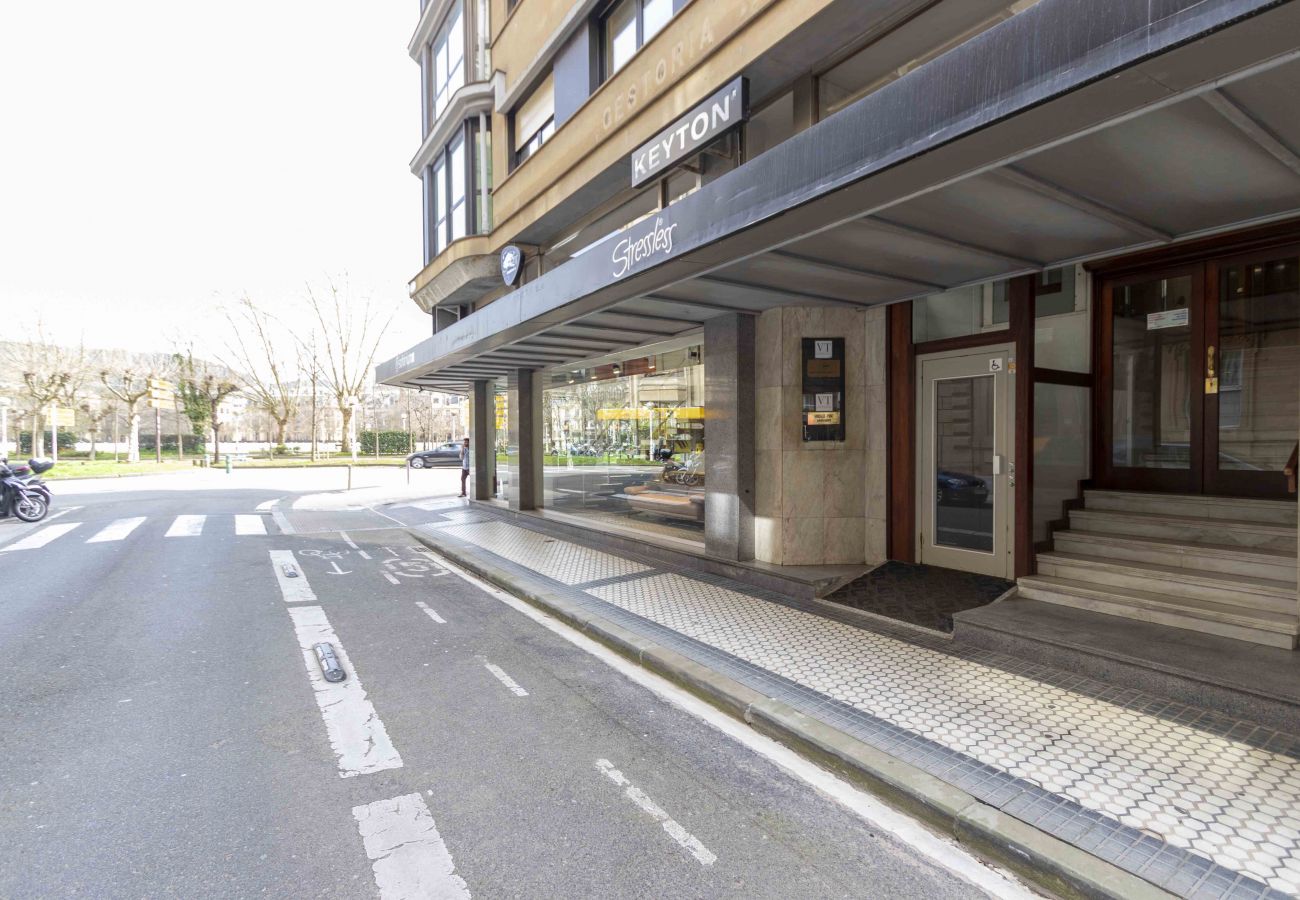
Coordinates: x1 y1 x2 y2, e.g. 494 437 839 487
541 345 705 542
1033 383 1090 542
493 386 508 500
1035 266 1090 373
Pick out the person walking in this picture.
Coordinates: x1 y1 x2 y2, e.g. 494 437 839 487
459 436 470 497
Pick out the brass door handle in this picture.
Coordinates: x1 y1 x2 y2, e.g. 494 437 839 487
1206 345 1216 378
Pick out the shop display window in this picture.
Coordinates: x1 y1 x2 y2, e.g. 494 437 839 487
541 344 705 542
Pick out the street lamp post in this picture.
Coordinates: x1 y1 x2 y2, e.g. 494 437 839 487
0 397 10 459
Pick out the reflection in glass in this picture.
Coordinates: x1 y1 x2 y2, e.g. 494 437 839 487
541 345 705 542
934 376 994 553
1111 275 1192 469
1217 257 1300 472
1033 384 1090 542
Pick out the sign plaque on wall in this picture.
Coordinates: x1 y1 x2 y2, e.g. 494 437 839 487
802 337 846 441
630 77 749 188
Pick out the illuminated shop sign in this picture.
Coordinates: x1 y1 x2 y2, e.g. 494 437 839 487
630 77 748 188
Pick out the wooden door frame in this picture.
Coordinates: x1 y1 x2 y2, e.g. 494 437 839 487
1092 262 1206 493
888 274 1035 578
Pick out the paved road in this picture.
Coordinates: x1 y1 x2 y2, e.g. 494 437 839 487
0 479 1011 898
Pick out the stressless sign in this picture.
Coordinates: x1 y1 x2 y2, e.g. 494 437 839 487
611 216 678 279
630 77 748 188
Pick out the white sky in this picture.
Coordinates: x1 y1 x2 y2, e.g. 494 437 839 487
0 1 428 366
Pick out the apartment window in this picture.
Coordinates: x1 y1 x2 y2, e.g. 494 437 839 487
513 72 554 166
601 0 673 80
430 0 465 121
423 121 490 262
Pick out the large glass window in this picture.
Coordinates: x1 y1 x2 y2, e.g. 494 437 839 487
514 73 555 166
423 122 489 263
601 0 674 80
912 281 1010 343
430 1 465 122
542 345 705 543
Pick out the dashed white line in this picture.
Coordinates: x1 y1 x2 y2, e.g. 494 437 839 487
86 517 146 543
339 531 371 559
352 793 470 900
382 572 400 585
427 548 1038 899
415 601 446 624
595 759 716 866
235 515 267 536
0 522 80 552
287 604 403 777
165 515 205 537
483 662 528 697
269 550 317 603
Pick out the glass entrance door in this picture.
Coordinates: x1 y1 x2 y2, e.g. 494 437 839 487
1099 248 1300 498
917 346 1014 578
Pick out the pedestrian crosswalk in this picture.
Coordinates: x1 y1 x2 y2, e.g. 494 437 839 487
0 514 273 553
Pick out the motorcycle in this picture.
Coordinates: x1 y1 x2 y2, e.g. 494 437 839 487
0 458 54 523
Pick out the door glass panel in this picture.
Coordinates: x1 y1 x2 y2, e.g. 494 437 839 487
1217 256 1300 472
934 375 994 552
1110 275 1193 469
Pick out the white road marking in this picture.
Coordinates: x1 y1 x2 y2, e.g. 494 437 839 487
235 515 267 536
0 522 80 552
352 793 470 900
596 759 716 866
85 517 147 543
428 549 1040 899
271 506 295 535
165 515 205 537
288 604 403 777
255 499 280 511
415 601 446 624
269 550 317 603
382 572 400 585
338 531 372 559
483 662 528 697
0 505 81 550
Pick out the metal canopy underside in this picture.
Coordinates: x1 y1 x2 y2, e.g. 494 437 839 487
383 0 1300 393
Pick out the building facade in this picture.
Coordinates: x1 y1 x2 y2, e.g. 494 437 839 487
382 0 1300 651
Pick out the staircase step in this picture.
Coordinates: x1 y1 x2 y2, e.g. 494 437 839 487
1017 575 1299 649
1035 551 1297 615
1053 530 1297 584
1068 508 1297 550
1083 490 1297 525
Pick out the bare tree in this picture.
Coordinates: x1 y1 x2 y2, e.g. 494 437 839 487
222 297 300 447
99 357 156 463
78 399 115 462
1 330 86 457
175 351 240 463
303 279 395 454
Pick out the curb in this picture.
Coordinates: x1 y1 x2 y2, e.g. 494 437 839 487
410 526 1174 900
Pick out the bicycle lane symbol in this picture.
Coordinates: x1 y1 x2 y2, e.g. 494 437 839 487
297 547 352 575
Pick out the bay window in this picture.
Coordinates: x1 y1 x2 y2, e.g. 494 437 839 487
423 120 490 263
601 0 673 80
428 0 465 124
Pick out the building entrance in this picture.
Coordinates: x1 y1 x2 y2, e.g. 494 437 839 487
1098 248 1300 498
916 345 1015 578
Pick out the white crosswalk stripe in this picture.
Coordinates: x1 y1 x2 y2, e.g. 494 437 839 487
0 523 80 552
86 517 146 543
0 515 276 552
235 515 267 536
165 515 205 537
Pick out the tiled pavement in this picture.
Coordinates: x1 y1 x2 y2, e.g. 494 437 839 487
416 512 1300 899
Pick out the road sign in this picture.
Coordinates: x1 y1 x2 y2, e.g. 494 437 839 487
148 388 174 401
50 406 77 427
148 398 176 410
148 377 176 392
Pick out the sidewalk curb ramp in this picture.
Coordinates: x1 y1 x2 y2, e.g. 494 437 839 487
410 527 1173 900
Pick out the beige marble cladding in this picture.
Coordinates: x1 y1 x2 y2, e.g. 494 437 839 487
752 305 888 566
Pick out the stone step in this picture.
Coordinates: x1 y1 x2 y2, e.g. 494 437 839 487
1053 530 1297 584
1035 551 1297 615
1068 508 1297 550
1016 575 1300 649
1082 490 1297 525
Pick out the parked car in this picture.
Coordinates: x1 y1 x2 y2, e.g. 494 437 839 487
937 469 989 506
407 442 463 468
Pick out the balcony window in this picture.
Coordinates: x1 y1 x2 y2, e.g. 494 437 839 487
423 121 491 263
430 0 465 121
601 0 673 80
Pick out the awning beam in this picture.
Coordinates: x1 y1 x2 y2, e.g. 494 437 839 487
1201 90 1300 180
993 165 1174 243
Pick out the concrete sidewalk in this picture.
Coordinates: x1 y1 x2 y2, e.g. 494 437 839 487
408 506 1300 900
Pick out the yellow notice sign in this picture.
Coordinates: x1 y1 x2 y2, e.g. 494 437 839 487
806 411 840 426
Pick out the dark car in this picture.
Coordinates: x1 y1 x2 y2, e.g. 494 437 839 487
407 442 463 468
937 469 989 506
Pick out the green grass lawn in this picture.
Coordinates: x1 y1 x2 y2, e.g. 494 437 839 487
232 457 407 468
43 459 196 479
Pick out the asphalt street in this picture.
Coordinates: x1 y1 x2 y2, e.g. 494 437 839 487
0 472 1013 898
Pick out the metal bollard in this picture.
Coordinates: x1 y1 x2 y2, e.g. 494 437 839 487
224 454 232 475
347 464 353 490
314 643 347 683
